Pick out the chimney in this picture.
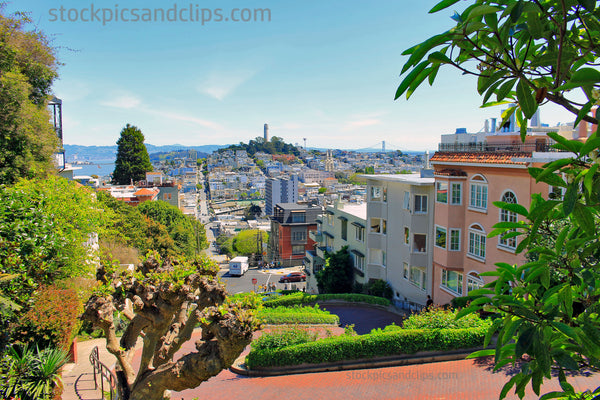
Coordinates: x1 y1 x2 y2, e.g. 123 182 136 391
490 118 496 133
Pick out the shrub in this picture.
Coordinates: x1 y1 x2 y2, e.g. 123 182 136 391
263 292 390 308
14 285 82 350
402 307 491 330
251 326 318 352
258 305 339 325
367 280 393 300
246 327 487 369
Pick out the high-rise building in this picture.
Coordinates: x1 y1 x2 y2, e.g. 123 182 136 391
265 175 299 215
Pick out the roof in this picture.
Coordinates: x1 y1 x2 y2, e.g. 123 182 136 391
359 173 434 185
430 152 531 165
435 168 467 177
134 188 159 196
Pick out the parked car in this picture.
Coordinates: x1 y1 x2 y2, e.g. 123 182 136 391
279 271 306 283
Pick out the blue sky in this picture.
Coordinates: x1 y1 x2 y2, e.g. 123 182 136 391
10 0 578 151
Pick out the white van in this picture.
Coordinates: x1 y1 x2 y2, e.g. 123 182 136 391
229 256 249 276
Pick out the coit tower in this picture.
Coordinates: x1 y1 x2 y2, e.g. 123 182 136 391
264 123 269 141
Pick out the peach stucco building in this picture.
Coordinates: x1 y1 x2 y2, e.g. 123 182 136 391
429 111 590 304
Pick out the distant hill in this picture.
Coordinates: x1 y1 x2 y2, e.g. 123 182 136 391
63 144 227 162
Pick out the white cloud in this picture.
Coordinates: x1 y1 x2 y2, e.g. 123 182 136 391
150 109 224 131
101 94 142 109
197 69 258 101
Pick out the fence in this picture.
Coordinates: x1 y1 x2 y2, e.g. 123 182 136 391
89 346 119 400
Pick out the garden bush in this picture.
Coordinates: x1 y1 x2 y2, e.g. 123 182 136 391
366 279 393 300
246 326 487 369
258 305 339 325
251 326 318 352
402 307 491 330
263 292 390 308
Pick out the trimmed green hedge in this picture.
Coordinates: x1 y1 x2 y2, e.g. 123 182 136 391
246 327 487 369
402 308 492 330
258 306 340 325
263 292 390 308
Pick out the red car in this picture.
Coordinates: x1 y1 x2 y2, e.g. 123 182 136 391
279 271 306 283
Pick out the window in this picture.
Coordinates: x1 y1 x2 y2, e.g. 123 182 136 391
467 272 484 293
403 262 409 279
355 225 365 242
414 195 427 213
468 224 486 260
371 186 382 201
327 213 334 225
413 234 427 253
499 191 518 249
325 235 334 252
370 218 381 234
404 227 410 245
383 187 388 202
292 212 306 223
382 251 387 267
292 230 306 241
435 226 447 249
292 245 305 255
436 182 448 203
410 266 427 291
469 175 488 211
354 254 365 271
441 269 463 295
449 229 461 251
451 183 462 205
382 219 387 235
403 192 410 209
369 248 383 265
549 185 565 200
341 219 348 241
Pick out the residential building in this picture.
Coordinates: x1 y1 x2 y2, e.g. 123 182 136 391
305 201 367 294
269 203 321 267
364 173 435 307
430 116 576 305
265 175 299 215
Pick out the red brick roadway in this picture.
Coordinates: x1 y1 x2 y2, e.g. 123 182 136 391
169 331 600 400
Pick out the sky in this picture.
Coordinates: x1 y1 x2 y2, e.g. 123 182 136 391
9 0 580 151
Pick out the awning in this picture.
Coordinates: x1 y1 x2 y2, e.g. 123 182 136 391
338 216 348 221
323 231 334 239
351 222 365 229
351 249 365 258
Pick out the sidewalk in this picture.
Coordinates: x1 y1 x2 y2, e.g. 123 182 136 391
61 338 117 400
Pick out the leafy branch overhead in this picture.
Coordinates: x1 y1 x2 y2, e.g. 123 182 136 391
396 0 600 139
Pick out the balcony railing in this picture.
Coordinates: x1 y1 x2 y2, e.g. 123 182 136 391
438 142 565 153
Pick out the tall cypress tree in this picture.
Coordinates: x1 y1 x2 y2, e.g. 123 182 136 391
112 124 153 185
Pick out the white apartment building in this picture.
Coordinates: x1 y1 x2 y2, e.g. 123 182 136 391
265 175 299 215
364 173 435 307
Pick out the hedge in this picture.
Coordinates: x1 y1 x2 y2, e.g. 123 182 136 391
246 327 487 369
263 292 390 308
258 306 340 325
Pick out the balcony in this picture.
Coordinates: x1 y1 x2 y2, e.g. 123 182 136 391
438 142 565 153
309 230 323 242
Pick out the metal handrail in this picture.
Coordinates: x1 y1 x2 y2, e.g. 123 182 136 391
89 346 119 400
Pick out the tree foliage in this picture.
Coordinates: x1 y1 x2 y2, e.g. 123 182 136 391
112 124 153 185
0 177 103 306
84 254 260 400
0 10 59 184
316 246 354 294
233 229 268 256
399 0 600 398
397 0 600 139
221 136 300 157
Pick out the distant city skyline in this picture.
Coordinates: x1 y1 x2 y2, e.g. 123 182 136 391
11 0 580 151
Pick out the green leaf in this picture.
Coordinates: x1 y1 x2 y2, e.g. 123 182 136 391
584 164 599 196
574 101 594 128
547 132 583 153
427 51 452 64
496 78 517 102
466 5 502 21
526 11 543 39
550 321 577 339
499 374 520 400
395 61 428 100
562 183 578 216
466 349 495 358
558 369 575 394
534 158 572 184
516 79 537 119
553 351 579 370
576 0 596 11
579 137 600 159
515 326 535 358
429 0 461 13
478 70 507 95
572 203 595 236
570 67 600 86
558 285 573 319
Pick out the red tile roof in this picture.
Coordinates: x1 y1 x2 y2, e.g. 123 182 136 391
430 151 531 165
134 188 158 196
